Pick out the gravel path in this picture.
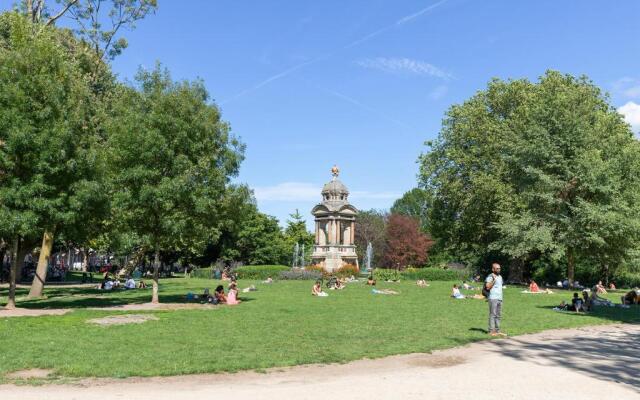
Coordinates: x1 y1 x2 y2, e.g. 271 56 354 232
1 324 638 400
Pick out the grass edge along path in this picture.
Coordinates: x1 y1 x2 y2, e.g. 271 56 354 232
1 278 638 382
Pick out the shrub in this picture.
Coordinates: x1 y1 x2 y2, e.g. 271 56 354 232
373 268 401 281
305 264 328 277
402 267 463 281
334 264 359 278
612 272 640 288
279 269 322 280
235 265 289 280
191 268 214 279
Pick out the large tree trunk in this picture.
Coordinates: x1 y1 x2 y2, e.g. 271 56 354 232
151 249 160 304
82 248 88 272
28 229 54 299
566 248 575 285
6 237 20 310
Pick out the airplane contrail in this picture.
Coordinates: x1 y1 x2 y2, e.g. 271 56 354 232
220 0 451 105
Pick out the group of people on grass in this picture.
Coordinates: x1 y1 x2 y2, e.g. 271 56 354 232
189 281 241 305
99 272 147 291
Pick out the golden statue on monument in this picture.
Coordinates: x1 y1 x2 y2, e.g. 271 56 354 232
331 165 340 178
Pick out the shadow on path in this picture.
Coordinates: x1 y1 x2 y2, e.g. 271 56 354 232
489 325 640 392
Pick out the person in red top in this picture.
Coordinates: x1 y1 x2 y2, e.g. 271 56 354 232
529 279 540 293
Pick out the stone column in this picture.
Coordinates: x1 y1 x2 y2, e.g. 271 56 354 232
351 221 355 245
337 220 341 245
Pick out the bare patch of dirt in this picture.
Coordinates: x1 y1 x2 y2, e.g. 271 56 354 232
407 355 467 368
5 369 53 380
0 308 71 318
89 303 217 311
87 314 159 326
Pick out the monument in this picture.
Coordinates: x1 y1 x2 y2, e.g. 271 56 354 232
311 165 358 272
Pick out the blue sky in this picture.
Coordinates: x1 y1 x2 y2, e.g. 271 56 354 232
4 0 640 227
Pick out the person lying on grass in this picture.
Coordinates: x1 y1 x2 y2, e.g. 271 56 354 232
215 285 227 304
227 282 241 305
462 281 476 290
416 279 429 287
589 289 613 307
262 276 273 284
312 280 328 297
372 288 398 295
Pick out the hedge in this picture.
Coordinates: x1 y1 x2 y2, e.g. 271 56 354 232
235 265 289 280
279 269 322 280
372 267 464 281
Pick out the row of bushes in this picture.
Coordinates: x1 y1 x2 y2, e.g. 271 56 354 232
190 265 467 282
372 267 465 282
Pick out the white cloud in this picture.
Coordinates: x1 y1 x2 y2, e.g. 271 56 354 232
355 57 453 80
613 78 640 99
619 101 640 133
254 182 400 202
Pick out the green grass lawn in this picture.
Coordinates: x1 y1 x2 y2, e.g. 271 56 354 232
0 278 638 381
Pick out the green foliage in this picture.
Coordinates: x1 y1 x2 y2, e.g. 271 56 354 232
391 188 432 232
234 265 289 280
354 209 387 267
107 64 244 257
420 70 640 282
611 272 640 289
402 267 463 281
373 269 401 281
283 209 315 264
0 12 103 242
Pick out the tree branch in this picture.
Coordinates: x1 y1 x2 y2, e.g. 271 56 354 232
45 0 80 26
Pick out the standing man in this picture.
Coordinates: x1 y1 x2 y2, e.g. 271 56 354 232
485 263 506 337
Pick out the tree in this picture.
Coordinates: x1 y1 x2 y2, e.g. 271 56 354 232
284 209 314 263
383 214 433 269
391 188 431 233
0 13 105 304
107 65 244 303
354 209 387 268
420 70 640 282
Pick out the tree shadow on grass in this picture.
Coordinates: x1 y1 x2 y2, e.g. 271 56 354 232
536 305 640 324
487 325 640 392
7 290 257 309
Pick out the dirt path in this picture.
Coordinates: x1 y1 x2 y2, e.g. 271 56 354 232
1 324 638 400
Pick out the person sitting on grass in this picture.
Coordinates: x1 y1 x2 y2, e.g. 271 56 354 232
571 292 584 313
529 279 540 293
138 280 147 289
595 280 608 295
124 277 136 290
366 276 376 286
227 282 241 305
609 282 616 290
417 279 429 287
215 285 227 304
622 290 638 305
312 280 328 297
451 284 465 299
